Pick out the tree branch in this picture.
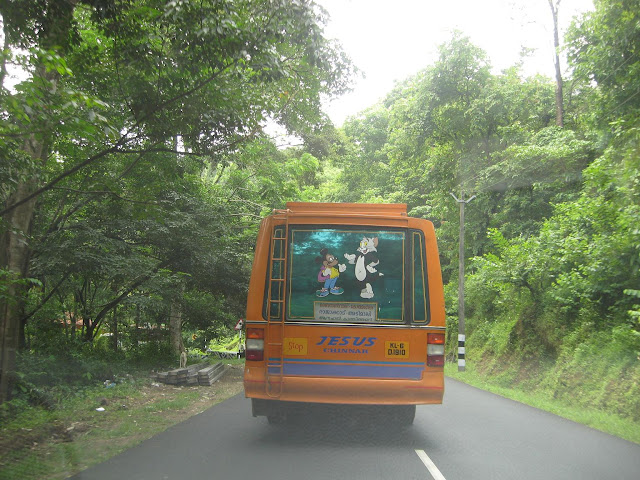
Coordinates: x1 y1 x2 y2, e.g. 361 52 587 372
1 140 127 216
51 187 157 205
21 273 71 324
90 259 172 338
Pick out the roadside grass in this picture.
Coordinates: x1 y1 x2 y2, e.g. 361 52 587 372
445 362 640 445
0 361 245 480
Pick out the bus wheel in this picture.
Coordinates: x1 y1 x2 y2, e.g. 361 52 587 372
267 410 287 425
395 405 416 426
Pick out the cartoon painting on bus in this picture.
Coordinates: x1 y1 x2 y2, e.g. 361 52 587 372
314 247 346 297
344 236 383 299
288 228 405 322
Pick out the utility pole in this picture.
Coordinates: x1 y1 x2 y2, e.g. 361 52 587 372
450 191 475 372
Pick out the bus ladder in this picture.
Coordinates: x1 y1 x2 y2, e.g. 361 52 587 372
265 212 289 398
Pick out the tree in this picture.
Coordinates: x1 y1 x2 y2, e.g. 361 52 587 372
332 32 589 289
548 0 564 127
335 103 393 203
0 0 353 403
566 0 640 128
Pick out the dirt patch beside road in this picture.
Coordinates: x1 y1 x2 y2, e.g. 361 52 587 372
143 363 245 416
0 363 246 480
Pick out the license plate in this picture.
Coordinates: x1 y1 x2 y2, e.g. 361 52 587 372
385 341 409 358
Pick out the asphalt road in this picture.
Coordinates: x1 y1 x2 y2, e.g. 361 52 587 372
72 378 640 480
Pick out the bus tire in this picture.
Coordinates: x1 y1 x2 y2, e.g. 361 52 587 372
267 410 287 425
251 398 268 417
395 405 416 426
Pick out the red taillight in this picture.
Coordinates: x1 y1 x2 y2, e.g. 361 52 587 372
246 328 264 340
427 332 445 367
246 328 264 361
428 332 445 344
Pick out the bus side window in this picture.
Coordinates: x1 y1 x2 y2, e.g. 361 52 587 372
413 232 429 323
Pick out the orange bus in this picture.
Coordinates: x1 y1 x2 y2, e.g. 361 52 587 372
243 202 445 425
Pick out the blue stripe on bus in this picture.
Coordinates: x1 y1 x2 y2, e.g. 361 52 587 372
270 357 424 366
267 360 423 379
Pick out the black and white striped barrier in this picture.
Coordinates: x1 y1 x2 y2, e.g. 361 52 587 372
458 334 465 371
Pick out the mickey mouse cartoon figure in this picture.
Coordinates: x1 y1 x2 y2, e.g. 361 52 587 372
315 247 346 297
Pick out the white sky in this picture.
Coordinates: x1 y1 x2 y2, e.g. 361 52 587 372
316 0 595 126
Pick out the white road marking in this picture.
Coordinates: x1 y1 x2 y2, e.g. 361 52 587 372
415 449 447 480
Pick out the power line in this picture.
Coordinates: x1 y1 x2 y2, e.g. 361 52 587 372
612 88 640 114
586 51 638 89
453 150 554 198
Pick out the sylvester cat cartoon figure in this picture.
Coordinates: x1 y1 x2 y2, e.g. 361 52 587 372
344 237 383 298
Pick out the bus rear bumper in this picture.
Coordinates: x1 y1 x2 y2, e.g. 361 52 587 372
244 370 444 406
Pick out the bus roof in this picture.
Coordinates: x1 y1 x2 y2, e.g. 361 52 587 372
282 202 408 217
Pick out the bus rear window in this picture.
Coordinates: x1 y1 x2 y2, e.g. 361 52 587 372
287 228 405 323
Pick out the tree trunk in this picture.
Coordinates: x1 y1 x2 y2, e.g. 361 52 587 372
134 303 141 348
111 307 119 352
0 181 38 403
0 80 51 403
549 0 564 127
169 286 184 357
0 0 75 404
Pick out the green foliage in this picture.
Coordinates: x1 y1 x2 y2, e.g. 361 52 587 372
566 0 640 127
12 348 116 404
310 5 640 427
1 0 638 431
625 289 640 325
544 325 640 420
208 333 243 352
1 0 355 342
0 270 41 307
127 341 174 366
458 13 640 418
